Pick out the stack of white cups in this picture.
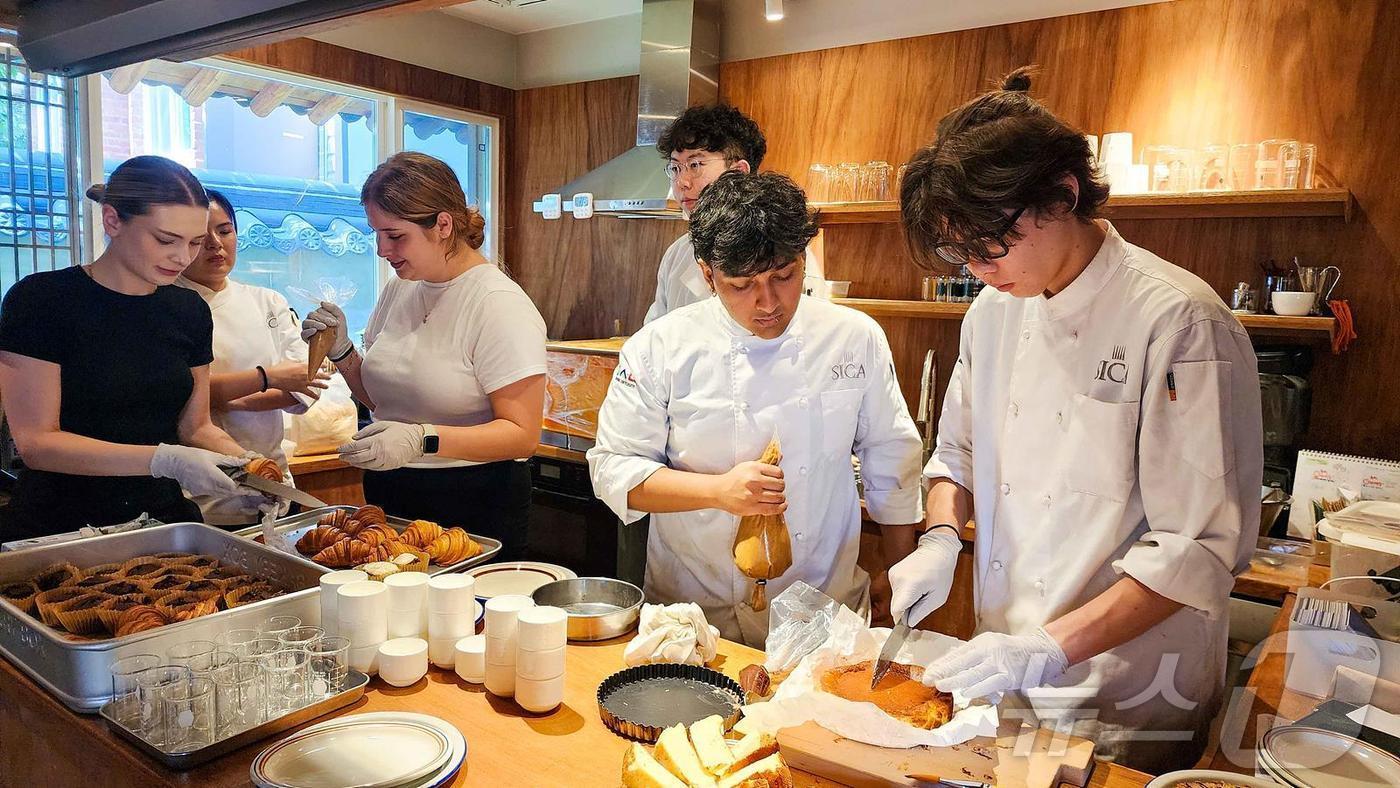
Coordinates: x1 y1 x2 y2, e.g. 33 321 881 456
514 606 567 713
483 594 535 698
319 570 367 636
384 572 430 639
338 581 388 675
427 575 476 668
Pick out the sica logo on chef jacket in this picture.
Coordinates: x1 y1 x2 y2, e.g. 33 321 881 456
831 352 867 381
613 366 637 388
1094 344 1129 384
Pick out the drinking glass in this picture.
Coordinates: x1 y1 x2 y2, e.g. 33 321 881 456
858 161 891 201
261 649 310 717
213 661 265 736
1197 144 1229 190
162 677 215 754
1143 145 1191 193
259 615 301 640
1228 143 1256 191
1299 143 1317 189
166 640 216 669
806 163 831 202
136 666 191 748
109 654 161 729
1256 138 1300 189
217 628 261 659
308 636 352 697
278 626 324 652
835 162 861 202
244 637 284 663
186 649 238 679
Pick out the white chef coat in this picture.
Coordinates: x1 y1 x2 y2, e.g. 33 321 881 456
924 221 1262 773
361 263 547 469
589 295 924 646
175 277 309 525
642 234 829 325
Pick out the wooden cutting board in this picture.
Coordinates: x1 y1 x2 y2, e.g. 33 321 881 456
778 719 1095 788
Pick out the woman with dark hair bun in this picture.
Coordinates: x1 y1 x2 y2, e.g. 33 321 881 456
0 156 258 538
176 189 329 527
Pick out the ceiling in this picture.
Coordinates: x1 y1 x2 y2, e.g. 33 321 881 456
445 0 640 35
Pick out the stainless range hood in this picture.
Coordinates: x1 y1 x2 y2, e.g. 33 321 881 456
549 0 721 218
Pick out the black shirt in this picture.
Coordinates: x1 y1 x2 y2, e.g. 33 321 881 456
0 266 213 536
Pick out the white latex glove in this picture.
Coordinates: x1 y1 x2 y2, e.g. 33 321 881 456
337 421 425 471
923 628 1069 700
149 444 244 497
300 301 352 360
887 527 962 624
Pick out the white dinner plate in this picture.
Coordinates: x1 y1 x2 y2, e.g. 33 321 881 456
466 561 576 599
1261 725 1400 788
252 718 449 788
1145 769 1279 788
252 713 466 788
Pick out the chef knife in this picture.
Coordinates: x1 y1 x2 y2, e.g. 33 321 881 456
231 469 328 510
871 590 927 689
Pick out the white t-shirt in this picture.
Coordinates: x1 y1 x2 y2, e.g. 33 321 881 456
642 233 829 325
361 263 548 468
175 277 308 525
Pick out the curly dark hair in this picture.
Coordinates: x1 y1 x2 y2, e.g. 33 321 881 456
657 104 767 170
900 66 1109 271
689 171 819 278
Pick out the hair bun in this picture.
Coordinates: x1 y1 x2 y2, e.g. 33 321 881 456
85 183 106 203
1001 66 1034 93
464 206 486 250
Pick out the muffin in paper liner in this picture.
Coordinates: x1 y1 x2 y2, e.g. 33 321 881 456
34 586 88 626
155 591 218 622
78 562 125 581
223 582 284 609
118 557 166 579
113 604 169 637
203 564 249 582
93 578 149 599
0 580 39 613
33 562 82 592
183 555 222 572
181 579 227 604
66 573 118 592
51 592 112 635
144 574 192 596
390 550 431 574
96 594 151 635
151 552 199 565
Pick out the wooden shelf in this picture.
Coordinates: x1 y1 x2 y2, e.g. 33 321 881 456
814 188 1354 225
833 298 1337 342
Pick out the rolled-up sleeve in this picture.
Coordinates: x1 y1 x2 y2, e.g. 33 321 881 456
855 327 924 524
587 340 670 524
1112 318 1263 618
923 316 974 490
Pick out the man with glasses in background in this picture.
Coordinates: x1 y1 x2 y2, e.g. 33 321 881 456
644 104 825 324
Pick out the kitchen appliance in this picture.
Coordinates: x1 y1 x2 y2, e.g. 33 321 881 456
1258 346 1312 491
526 455 647 587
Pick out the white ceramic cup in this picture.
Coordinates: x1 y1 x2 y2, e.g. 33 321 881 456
427 575 475 614
516 606 568 652
347 642 382 676
454 636 486 683
427 610 474 641
484 659 515 698
1271 290 1317 316
337 581 388 621
514 673 564 713
484 634 516 666
377 638 429 687
484 594 535 640
383 572 429 610
428 637 460 669
319 570 368 634
516 644 565 681
387 607 426 640
337 616 388 649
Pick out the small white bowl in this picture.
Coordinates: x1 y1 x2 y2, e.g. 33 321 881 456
427 637 459 669
484 594 535 638
515 673 564 713
516 644 565 681
387 609 425 640
483 659 515 697
337 581 388 620
426 575 475 614
348 641 383 675
516 606 567 651
484 634 516 666
427 609 474 639
377 638 429 687
454 636 485 682
337 618 388 649
383 571 429 605
1271 290 1317 316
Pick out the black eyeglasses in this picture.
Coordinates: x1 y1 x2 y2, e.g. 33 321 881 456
932 206 1027 266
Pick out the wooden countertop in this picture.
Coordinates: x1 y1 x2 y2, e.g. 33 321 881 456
0 635 1152 787
546 337 626 355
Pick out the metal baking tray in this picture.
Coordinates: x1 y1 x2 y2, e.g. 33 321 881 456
234 506 502 576
0 522 328 712
100 669 370 769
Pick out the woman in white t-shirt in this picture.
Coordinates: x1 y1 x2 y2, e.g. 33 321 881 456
302 152 547 558
177 189 329 525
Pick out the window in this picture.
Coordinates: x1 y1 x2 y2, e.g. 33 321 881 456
0 35 80 303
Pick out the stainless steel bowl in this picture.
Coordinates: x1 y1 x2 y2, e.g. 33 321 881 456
532 577 643 641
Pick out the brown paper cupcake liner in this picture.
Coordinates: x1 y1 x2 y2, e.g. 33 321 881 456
183 555 222 572
51 592 111 635
0 580 39 613
34 586 89 626
33 562 83 592
144 575 192 596
118 557 166 579
66 573 118 592
223 582 284 609
96 594 151 635
202 564 247 582
93 579 149 598
155 591 218 622
78 562 125 581
151 552 199 565
181 579 227 603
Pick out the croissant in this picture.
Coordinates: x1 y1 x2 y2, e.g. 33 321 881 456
114 605 169 638
312 540 364 568
351 505 387 526
296 525 347 555
245 457 283 482
338 518 368 537
354 523 400 547
427 528 481 565
317 509 351 530
401 520 444 549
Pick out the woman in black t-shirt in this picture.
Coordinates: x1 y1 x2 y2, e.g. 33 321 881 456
0 156 256 539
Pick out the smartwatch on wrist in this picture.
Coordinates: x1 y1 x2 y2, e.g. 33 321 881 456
421 425 439 455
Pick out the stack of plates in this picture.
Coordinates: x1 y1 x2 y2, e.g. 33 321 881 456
251 712 466 788
466 561 576 599
1259 725 1400 787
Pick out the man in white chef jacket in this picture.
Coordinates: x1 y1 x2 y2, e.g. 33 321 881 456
887 69 1263 773
644 104 824 324
590 171 923 646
